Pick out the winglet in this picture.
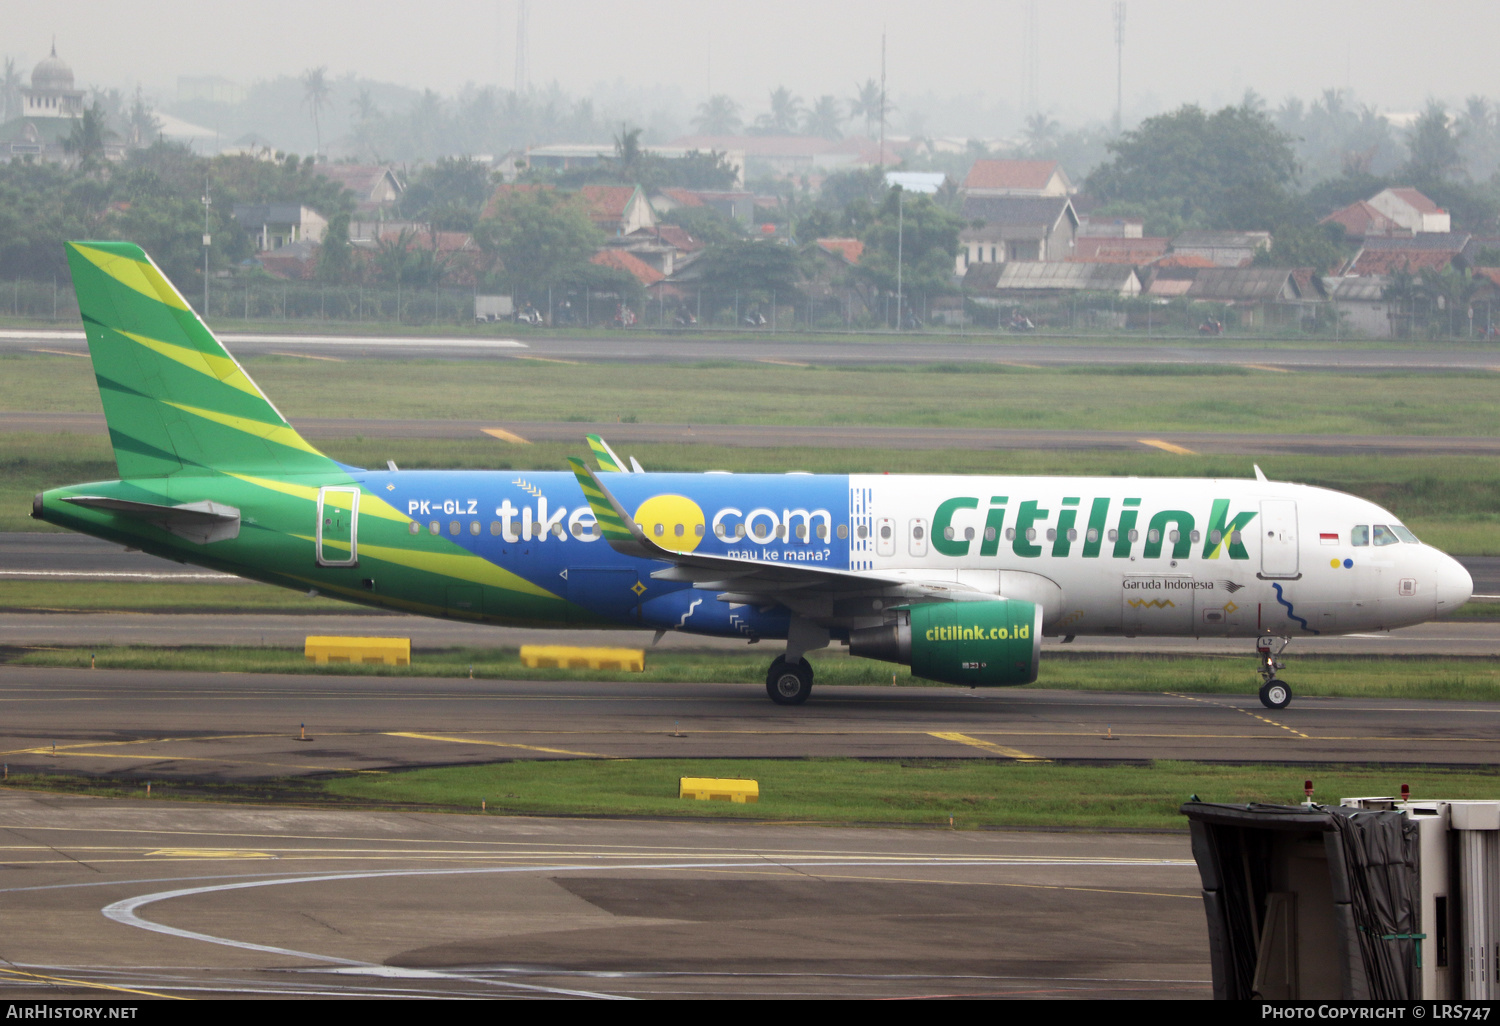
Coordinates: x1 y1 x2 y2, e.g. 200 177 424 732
566 456 653 557
586 434 630 473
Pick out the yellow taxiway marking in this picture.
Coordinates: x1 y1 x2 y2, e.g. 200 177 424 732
994 361 1044 369
1139 438 1198 455
148 848 276 859
756 358 811 367
482 427 532 444
1167 692 1311 739
511 354 581 365
28 347 88 358
0 966 185 1000
269 350 342 361
385 731 608 758
929 731 1049 762
1239 363 1291 373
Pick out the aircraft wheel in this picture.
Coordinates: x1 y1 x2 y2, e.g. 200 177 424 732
766 657 813 705
1259 679 1292 710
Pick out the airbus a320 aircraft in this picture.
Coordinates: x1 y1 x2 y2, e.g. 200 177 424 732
34 242 1474 708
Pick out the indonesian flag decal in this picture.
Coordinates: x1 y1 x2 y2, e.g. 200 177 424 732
1320 533 1339 545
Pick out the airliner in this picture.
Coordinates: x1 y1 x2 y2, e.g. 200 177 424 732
32 242 1474 708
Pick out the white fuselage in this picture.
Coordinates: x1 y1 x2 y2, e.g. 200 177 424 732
841 474 1472 638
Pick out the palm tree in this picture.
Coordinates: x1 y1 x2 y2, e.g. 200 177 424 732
803 96 844 140
692 94 741 135
1022 112 1061 156
756 87 802 134
126 85 160 147
1 59 22 122
613 124 645 181
849 78 882 139
351 87 378 124
1404 99 1463 184
301 66 331 157
63 101 114 170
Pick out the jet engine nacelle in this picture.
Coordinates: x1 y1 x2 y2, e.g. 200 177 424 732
849 599 1042 687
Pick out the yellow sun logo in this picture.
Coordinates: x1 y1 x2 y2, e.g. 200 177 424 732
633 494 706 553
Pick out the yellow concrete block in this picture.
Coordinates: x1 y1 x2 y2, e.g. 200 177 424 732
519 645 644 672
679 777 759 803
305 636 410 666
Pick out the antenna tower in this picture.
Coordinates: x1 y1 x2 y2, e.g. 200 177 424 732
514 0 530 94
1022 1 1039 115
878 30 886 170
1113 2 1126 133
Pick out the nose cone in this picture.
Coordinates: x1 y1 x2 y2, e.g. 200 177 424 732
1434 554 1474 615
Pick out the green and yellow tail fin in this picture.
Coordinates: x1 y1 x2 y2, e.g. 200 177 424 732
65 241 337 478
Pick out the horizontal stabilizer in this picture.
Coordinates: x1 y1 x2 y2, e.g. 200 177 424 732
61 496 241 545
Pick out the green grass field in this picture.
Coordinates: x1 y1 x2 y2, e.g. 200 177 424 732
12 644 1500 702
7 759 1496 831
8 351 1500 436
8 428 1500 550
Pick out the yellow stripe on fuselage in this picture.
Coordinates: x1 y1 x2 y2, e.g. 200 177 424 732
225 473 412 525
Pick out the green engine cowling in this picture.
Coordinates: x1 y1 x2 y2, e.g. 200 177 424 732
848 599 1042 686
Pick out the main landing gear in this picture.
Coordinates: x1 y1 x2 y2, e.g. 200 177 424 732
1256 634 1292 710
766 656 814 705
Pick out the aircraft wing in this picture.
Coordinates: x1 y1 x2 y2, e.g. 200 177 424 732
565 458 995 612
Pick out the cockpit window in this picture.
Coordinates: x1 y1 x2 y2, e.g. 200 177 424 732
1372 524 1399 546
1351 525 1369 547
1391 525 1420 544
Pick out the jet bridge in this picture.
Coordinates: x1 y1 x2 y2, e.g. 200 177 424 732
1181 796 1499 1000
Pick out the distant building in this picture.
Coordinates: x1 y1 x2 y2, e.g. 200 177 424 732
1368 188 1451 235
957 196 1078 271
963 261 1140 299
313 164 403 213
667 134 903 180
580 185 655 237
884 171 948 194
1324 275 1398 338
1 45 89 163
591 248 665 287
1169 230 1272 268
961 160 1072 198
176 75 247 105
1319 200 1411 241
231 204 328 252
1072 236 1170 264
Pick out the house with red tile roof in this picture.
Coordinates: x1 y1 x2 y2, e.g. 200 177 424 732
1319 200 1411 241
591 248 664 287
312 164 403 213
580 185 656 236
1368 187 1451 234
1345 247 1460 276
961 160 1072 198
1072 236 1170 264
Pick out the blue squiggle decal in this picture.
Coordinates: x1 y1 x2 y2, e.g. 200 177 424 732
1272 582 1319 634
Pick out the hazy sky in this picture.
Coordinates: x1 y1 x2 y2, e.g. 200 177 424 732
13 1 1500 127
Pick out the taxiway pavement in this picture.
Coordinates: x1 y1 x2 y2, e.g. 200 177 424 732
0 790 1208 999
0 665 1496 777
5 325 1500 370
11 410 1500 458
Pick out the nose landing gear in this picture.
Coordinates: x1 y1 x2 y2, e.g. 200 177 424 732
1256 634 1292 709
